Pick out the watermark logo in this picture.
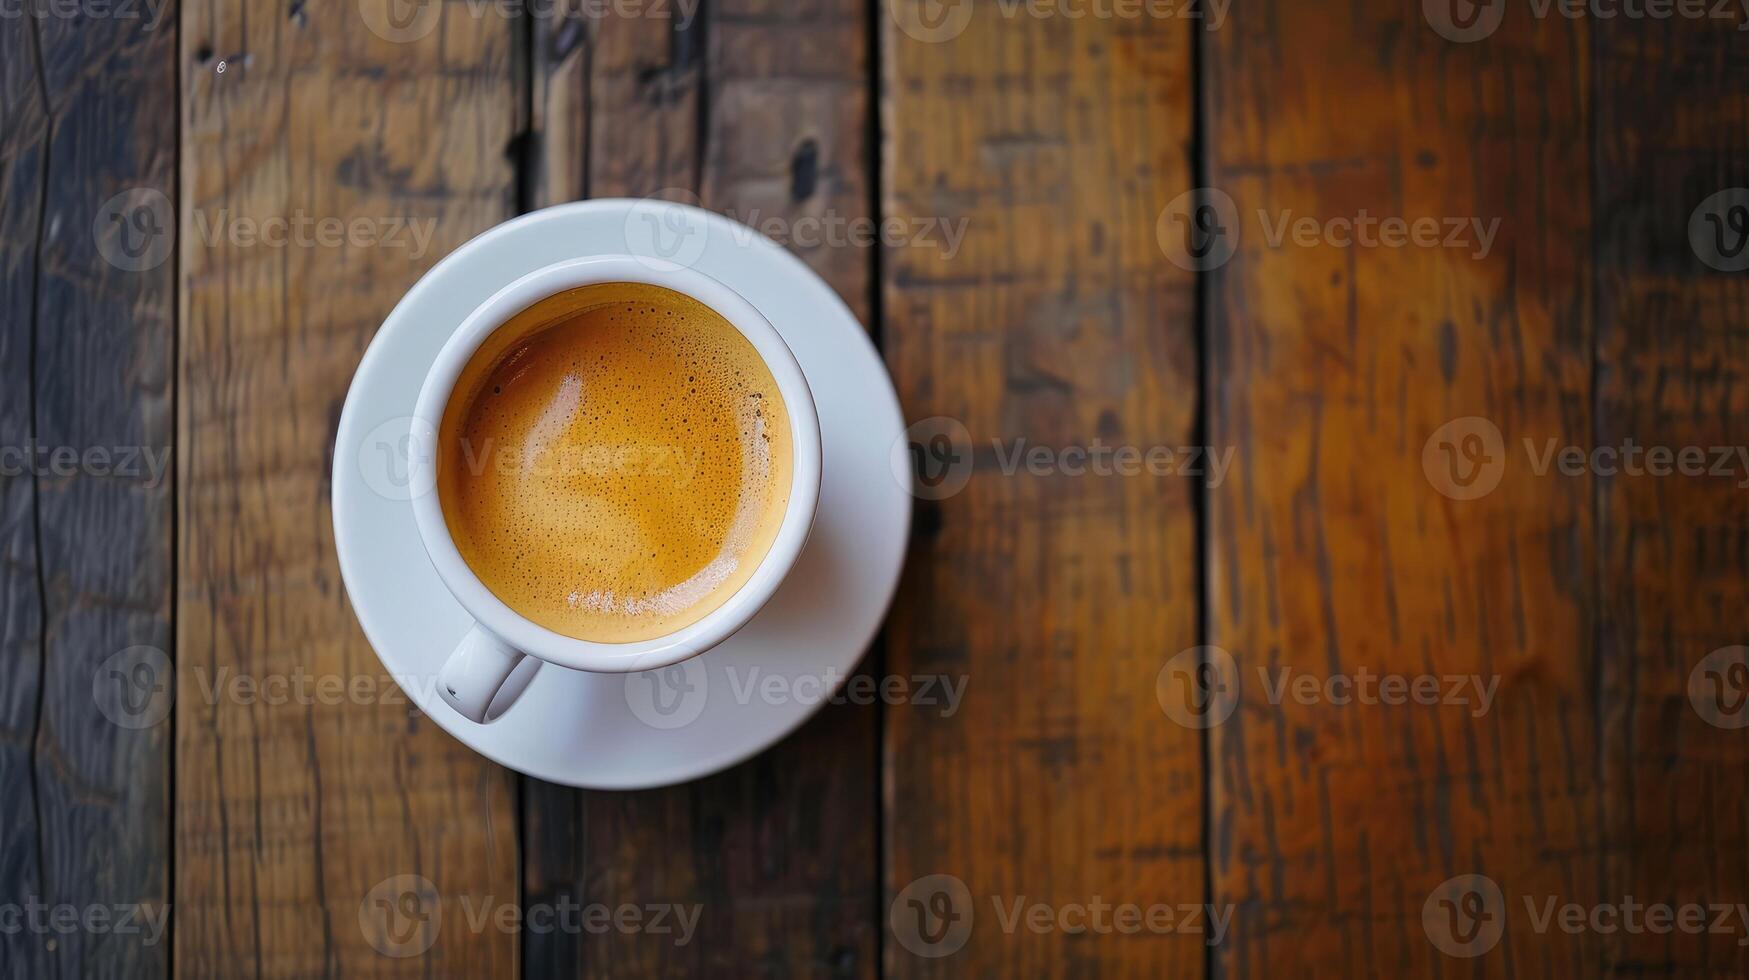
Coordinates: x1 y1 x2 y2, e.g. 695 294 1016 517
1158 187 1240 272
358 416 438 503
189 209 437 259
1423 873 1506 957
891 417 1233 500
893 416 975 501
1422 416 1507 501
458 896 701 943
93 187 174 272
1157 649 1500 729
1426 0 1749 41
1160 190 1502 270
0 900 171 946
1690 646 1749 730
94 653 461 727
93 646 174 730
889 0 974 42
724 209 969 259
624 660 709 729
1425 873 1749 955
623 189 710 270
1424 417 1749 500
1423 0 1506 41
360 0 701 41
890 0 1227 40
360 874 442 958
0 0 173 29
890 874 975 958
0 443 172 488
358 0 443 42
1691 189 1749 273
889 876 1230 956
1156 646 1239 729
624 664 967 728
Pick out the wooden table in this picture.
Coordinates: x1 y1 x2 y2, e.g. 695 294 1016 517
3 0 1747 975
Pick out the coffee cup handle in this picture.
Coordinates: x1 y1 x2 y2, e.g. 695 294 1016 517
437 624 529 723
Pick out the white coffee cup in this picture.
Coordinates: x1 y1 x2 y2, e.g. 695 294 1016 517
406 255 822 723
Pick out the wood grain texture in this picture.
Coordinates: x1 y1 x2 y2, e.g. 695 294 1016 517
0 15 51 978
880 4 1204 976
0 7 176 977
1207 1 1599 974
520 1 882 975
1594 14 1749 976
175 3 520 975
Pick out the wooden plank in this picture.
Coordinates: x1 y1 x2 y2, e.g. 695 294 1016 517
0 15 51 978
0 8 176 976
1206 2 1600 974
520 1 882 974
880 5 1204 977
175 3 521 975
1594 15 1749 975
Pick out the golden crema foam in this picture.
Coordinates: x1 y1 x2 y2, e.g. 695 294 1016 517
437 282 793 643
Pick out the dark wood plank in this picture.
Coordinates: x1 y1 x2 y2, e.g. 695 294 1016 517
0 7 176 976
0 15 52 978
1595 14 1749 975
880 7 1204 976
1207 1 1600 974
175 4 520 975
521 1 881 975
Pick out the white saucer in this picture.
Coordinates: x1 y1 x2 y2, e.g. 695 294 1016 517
331 200 910 789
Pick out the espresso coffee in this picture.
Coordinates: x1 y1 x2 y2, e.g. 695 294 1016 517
436 282 793 643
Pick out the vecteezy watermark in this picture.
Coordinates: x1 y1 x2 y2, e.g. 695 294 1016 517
0 0 171 29
1156 646 1500 730
360 875 701 958
92 645 460 729
620 189 969 270
93 187 174 273
1423 874 1507 957
1156 188 1240 271
1155 646 1240 729
622 190 712 270
1423 873 1749 958
0 443 171 488
888 874 1231 958
185 665 443 710
888 0 1227 44
1520 896 1749 946
1421 417 1508 500
450 437 706 490
1156 188 1502 271
1691 188 1749 272
1422 416 1749 501
361 875 443 958
891 416 1234 501
1424 0 1749 43
189 210 438 260
1690 646 1749 729
723 208 968 259
456 897 701 945
0 900 171 947
93 646 175 730
1255 210 1499 259
355 415 709 503
891 875 976 958
624 663 968 730
358 0 700 44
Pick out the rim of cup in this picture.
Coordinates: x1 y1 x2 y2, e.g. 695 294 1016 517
407 255 823 674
